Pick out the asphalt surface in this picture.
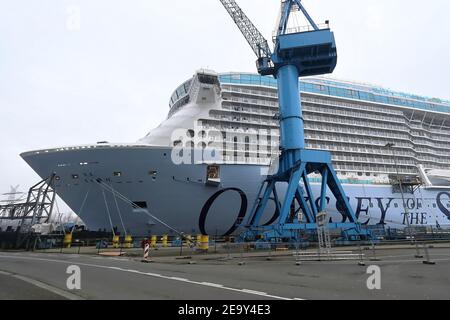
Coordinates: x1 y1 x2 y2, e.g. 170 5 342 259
0 247 450 300
0 273 66 300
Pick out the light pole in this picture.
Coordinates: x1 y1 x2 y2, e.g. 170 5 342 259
385 143 423 258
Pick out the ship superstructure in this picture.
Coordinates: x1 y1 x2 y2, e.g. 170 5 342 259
144 70 450 184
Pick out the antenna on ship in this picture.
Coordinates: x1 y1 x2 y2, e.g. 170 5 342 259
217 0 369 241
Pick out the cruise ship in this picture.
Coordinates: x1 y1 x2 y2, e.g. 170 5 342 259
21 70 450 236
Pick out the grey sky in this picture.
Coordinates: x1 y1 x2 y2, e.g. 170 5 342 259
1 0 449 197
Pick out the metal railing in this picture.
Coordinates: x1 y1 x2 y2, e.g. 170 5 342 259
272 22 331 39
2 227 450 266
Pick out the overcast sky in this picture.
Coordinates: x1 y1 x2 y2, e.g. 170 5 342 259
1 0 449 199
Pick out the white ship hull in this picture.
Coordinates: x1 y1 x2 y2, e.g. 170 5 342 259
21 146 450 236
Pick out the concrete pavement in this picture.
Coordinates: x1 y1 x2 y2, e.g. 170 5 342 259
0 272 67 300
0 247 450 300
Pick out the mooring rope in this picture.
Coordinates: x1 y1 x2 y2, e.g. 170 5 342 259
77 185 91 220
95 179 186 239
101 187 116 237
110 183 127 236
54 199 66 236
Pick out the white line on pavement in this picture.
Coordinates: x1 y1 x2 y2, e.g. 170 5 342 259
0 254 296 300
0 270 12 276
12 274 84 300
0 268 83 300
242 289 268 295
170 277 189 282
201 282 224 288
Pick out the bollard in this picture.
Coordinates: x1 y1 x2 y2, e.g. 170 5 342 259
196 234 203 250
414 247 424 259
295 241 302 266
150 235 157 248
185 235 192 248
200 235 209 251
124 235 133 249
179 236 183 256
112 235 120 249
238 243 245 266
316 241 321 262
226 239 232 261
214 230 218 254
266 243 273 261
358 243 366 266
423 244 436 265
63 234 73 249
162 235 169 248
370 242 380 261
141 242 153 263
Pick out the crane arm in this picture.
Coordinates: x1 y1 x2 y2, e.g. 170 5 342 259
219 0 272 59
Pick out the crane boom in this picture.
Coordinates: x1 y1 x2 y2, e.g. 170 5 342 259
219 0 271 59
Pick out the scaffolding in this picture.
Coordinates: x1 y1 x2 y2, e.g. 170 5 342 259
0 174 56 232
389 174 422 194
316 211 331 259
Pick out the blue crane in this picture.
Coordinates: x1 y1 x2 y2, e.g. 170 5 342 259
218 0 366 240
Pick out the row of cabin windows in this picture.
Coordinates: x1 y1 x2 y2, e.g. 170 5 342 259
184 129 270 141
369 202 442 209
187 129 207 138
61 170 384 181
174 136 259 148
60 171 158 181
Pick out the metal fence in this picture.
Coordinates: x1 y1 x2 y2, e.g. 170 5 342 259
2 226 450 260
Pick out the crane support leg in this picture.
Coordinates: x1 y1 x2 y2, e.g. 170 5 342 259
241 62 366 242
243 153 365 241
277 166 303 225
